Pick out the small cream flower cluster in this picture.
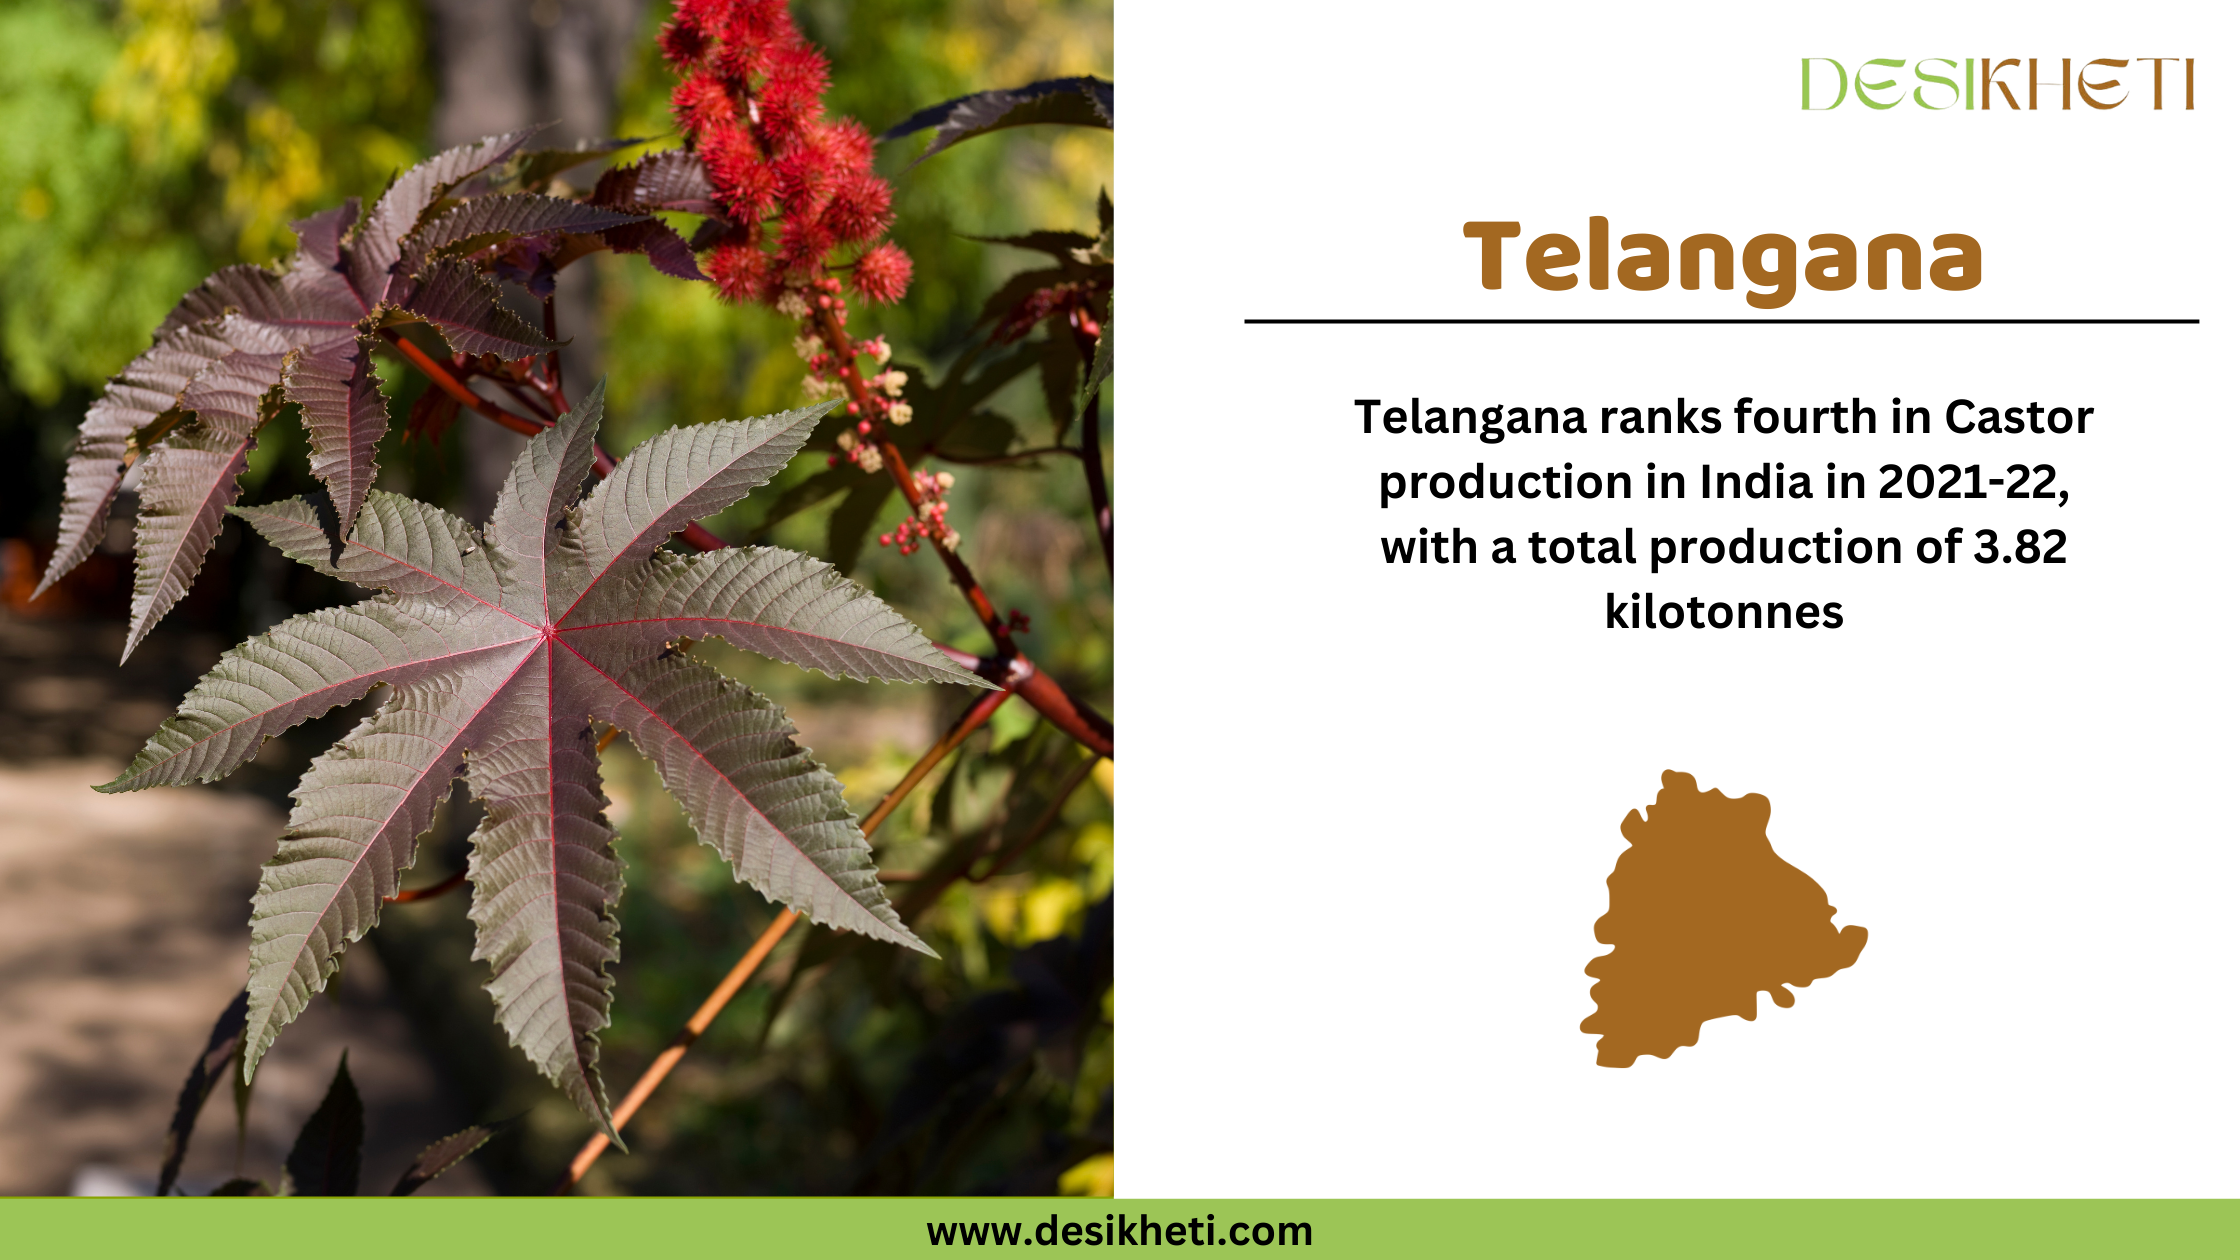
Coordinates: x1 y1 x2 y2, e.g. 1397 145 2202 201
878 469 958 556
796 295 911 473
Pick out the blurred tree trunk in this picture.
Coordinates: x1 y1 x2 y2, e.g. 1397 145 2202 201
426 0 643 518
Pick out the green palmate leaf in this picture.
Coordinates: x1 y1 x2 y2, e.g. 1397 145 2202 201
1082 299 1113 410
1038 333 1080 439
882 77 1113 168
284 1052 363 1196
105 384 984 1134
825 474 897 576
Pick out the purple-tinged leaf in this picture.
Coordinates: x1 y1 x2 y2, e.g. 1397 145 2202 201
284 1052 363 1196
390 1123 500 1195
557 402 834 614
509 137 648 193
591 149 719 215
349 127 541 305
404 259 561 360
235 491 508 609
244 650 531 1081
601 218 707 281
565 546 979 685
882 76 1113 168
466 645 624 1140
283 337 390 540
487 385 603 621
964 229 1099 260
122 337 293 661
36 319 236 600
108 386 964 1132
156 989 249 1197
589 653 928 953
163 261 363 339
401 193 644 276
687 215 738 253
291 199 362 271
100 600 532 793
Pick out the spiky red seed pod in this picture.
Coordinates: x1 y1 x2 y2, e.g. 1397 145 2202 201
764 42 831 105
779 201 837 254
823 171 892 243
697 123 762 202
713 14 773 85
736 0 791 42
707 238 767 303
658 18 710 67
732 158 779 217
756 97 818 149
771 148 834 204
672 0 730 41
853 242 912 305
671 73 736 137
820 118 875 173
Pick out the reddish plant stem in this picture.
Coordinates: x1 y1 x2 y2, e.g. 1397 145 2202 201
542 294 564 401
558 907 799 1189
384 330 543 438
937 645 1113 758
862 688 1013 837
383 328 623 478
809 306 1016 656
553 684 1016 1194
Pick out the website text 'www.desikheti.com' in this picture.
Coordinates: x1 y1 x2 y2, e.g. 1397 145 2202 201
928 1214 1311 1247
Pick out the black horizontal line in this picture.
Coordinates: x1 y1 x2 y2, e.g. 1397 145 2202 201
1244 318 2198 325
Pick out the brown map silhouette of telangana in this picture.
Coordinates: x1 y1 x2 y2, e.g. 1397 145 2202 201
1581 770 1867 1067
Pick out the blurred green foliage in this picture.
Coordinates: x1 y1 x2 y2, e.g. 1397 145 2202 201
0 0 428 401
0 0 1111 1195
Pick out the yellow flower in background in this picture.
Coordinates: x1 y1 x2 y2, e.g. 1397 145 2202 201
97 0 235 164
1058 1152 1114 1197
224 102 324 261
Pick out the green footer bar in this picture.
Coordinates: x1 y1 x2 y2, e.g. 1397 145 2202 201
5 1198 2231 1258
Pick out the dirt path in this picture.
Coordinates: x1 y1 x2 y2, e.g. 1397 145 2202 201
0 611 490 1195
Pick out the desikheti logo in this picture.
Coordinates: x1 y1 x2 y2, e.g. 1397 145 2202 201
1802 58 2194 110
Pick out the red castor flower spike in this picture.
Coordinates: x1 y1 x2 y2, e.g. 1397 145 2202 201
662 0 910 313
